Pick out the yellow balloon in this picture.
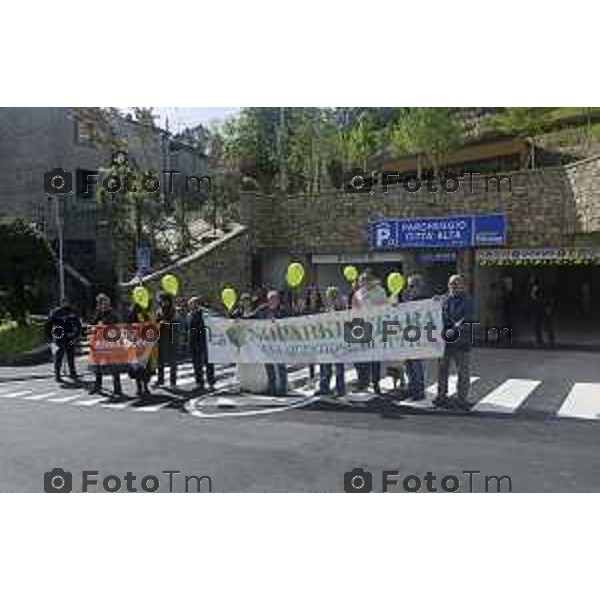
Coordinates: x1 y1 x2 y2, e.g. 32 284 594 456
286 262 305 288
221 287 237 311
132 286 150 309
161 274 179 296
387 272 406 295
343 265 358 283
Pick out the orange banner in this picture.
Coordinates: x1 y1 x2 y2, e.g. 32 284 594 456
88 322 159 371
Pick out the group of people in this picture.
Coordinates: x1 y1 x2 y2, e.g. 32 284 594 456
47 270 476 410
47 292 214 398
226 270 475 410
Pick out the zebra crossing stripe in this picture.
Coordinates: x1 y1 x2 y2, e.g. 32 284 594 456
557 383 600 420
132 402 172 413
101 400 139 410
473 379 541 414
47 393 85 403
26 392 58 400
73 396 106 407
3 390 33 398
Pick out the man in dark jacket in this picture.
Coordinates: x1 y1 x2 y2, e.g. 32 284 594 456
187 296 215 391
435 274 474 411
89 293 122 395
47 297 81 382
254 290 288 396
156 293 179 387
401 274 429 400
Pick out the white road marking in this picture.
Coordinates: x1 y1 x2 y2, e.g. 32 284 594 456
25 392 57 401
557 383 600 420
3 390 33 398
47 393 85 403
473 379 541 414
101 400 138 410
132 402 172 413
73 396 107 407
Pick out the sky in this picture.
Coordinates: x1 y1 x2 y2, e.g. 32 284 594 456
153 107 239 132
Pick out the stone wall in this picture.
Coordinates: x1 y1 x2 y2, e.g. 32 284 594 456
241 156 600 254
566 155 600 235
120 225 252 309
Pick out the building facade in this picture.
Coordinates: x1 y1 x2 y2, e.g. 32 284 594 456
0 107 207 297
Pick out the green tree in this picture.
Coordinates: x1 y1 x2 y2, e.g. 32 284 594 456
223 108 280 193
0 219 54 326
482 107 555 168
74 107 167 277
390 108 464 179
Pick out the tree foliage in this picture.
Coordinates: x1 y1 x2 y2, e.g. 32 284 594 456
222 107 397 194
390 108 464 177
482 108 556 168
0 219 54 326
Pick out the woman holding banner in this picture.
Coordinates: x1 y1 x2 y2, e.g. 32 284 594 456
89 293 122 396
127 300 157 397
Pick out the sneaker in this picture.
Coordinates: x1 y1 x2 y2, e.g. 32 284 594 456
451 397 472 411
432 396 451 409
404 393 426 402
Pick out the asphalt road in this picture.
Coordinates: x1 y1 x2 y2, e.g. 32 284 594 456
1 348 599 492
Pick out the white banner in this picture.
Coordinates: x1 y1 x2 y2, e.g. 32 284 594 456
206 299 445 364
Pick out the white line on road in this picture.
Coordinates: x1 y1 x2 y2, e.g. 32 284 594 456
26 392 61 401
47 393 85 403
132 402 172 413
473 379 541 414
2 390 33 398
557 383 600 420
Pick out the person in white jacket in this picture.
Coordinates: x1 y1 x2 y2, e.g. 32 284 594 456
351 269 388 393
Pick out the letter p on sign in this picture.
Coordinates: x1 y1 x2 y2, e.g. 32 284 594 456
375 223 393 247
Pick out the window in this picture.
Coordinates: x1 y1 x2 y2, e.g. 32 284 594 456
74 120 93 144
